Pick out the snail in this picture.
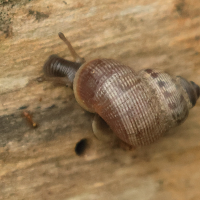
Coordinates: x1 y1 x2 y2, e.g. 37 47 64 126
42 32 200 147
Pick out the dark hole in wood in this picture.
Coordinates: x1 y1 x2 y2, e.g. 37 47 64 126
75 138 88 156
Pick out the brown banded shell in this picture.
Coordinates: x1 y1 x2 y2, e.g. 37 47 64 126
73 59 199 146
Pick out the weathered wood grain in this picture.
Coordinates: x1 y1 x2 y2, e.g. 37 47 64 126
1 0 200 199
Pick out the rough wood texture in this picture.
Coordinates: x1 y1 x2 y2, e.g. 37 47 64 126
1 0 200 199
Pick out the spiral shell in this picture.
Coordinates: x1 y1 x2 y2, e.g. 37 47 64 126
73 59 200 146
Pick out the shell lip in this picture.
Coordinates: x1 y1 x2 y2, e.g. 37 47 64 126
73 61 95 113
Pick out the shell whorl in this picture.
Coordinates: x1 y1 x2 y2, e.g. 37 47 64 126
177 76 200 108
139 69 190 127
43 55 81 82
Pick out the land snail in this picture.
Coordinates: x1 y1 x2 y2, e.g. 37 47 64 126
43 32 200 147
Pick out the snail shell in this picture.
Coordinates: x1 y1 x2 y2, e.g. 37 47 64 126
43 33 200 147
73 59 199 146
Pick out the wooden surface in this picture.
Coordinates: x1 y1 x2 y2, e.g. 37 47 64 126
1 0 200 199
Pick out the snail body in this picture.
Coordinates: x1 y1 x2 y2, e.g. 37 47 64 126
43 33 200 147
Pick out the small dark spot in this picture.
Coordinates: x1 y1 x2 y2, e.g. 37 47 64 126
35 11 49 21
175 0 185 15
63 1 67 4
28 9 34 15
151 72 159 78
168 102 177 110
157 81 166 87
195 36 200 41
163 91 172 98
28 9 49 21
75 139 89 156
46 104 56 110
144 69 158 78
19 105 29 110
145 69 153 74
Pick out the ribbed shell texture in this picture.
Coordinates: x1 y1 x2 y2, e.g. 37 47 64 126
73 59 194 146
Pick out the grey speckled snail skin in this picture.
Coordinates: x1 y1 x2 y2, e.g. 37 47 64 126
42 32 200 147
